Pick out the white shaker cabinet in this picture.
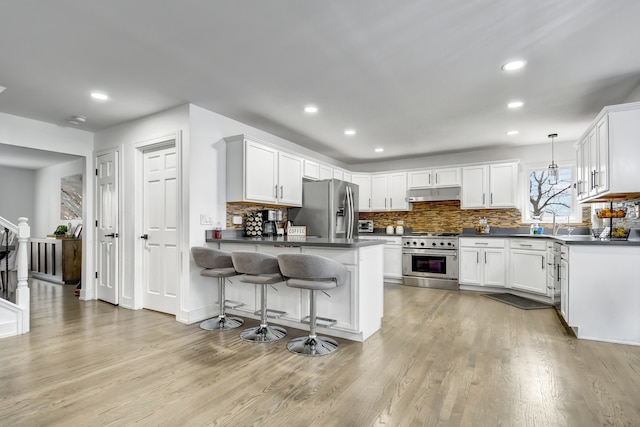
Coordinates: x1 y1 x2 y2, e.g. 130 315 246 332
352 174 372 212
225 135 303 206
319 164 333 180
303 160 320 180
575 102 640 202
458 238 506 287
509 239 547 295
407 167 461 189
461 162 517 209
370 173 408 211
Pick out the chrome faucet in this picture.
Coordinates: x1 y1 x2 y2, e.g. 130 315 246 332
544 210 559 235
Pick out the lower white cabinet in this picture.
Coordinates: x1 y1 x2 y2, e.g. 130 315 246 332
459 238 506 286
358 235 402 282
509 239 547 295
559 246 569 322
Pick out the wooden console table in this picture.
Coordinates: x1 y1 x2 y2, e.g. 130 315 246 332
30 237 82 284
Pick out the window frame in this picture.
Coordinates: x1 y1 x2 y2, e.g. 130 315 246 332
521 161 581 224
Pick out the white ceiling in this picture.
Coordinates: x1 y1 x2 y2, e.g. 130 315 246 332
1 1 639 165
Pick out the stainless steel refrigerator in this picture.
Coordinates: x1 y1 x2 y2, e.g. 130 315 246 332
288 179 359 238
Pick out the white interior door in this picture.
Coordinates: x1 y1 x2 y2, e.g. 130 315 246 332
96 150 119 305
142 144 178 314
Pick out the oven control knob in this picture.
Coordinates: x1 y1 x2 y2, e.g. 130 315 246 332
447 242 452 246
440 242 445 245
413 241 417 245
420 242 425 246
432 242 436 246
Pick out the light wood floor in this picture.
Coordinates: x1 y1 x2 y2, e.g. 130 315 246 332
1 279 639 426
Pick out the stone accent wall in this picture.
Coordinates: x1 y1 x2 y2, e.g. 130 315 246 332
226 201 592 233
226 202 289 230
359 201 590 232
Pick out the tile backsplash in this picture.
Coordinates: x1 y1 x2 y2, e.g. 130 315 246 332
358 200 590 232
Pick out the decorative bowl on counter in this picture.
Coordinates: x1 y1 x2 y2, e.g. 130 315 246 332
596 207 626 218
591 227 630 240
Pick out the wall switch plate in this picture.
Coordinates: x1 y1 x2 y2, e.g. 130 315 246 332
397 220 404 225
200 214 213 225
232 216 243 225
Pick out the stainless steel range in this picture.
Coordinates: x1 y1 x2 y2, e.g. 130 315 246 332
402 232 459 290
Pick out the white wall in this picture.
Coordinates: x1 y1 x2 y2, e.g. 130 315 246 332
33 159 84 238
0 166 35 226
624 80 640 103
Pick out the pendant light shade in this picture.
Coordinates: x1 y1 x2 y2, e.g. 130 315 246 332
548 133 559 185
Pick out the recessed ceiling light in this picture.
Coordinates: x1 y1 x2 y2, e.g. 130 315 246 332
501 60 526 71
304 105 318 113
506 130 519 136
507 101 524 109
344 129 356 136
375 148 384 153
91 91 109 101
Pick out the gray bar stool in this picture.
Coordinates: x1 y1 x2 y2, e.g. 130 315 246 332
277 253 347 356
191 247 244 331
231 251 287 342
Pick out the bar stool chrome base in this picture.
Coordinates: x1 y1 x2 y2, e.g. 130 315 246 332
200 315 244 331
287 335 338 356
240 325 287 342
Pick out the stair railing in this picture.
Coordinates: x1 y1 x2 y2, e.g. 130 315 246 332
0 216 31 334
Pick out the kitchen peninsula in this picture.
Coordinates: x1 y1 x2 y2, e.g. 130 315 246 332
204 233 385 342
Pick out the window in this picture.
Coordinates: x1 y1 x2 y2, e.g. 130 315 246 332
525 166 577 222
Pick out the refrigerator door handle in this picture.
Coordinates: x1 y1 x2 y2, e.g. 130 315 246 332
346 186 354 239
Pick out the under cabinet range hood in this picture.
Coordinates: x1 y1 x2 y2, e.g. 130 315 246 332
406 187 461 202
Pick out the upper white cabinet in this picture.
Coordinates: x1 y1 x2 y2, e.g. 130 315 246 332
575 102 640 202
319 164 333 180
303 160 320 180
461 162 517 209
371 173 408 211
407 167 461 189
226 135 302 206
352 174 372 211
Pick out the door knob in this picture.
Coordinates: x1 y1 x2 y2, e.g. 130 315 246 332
140 234 149 240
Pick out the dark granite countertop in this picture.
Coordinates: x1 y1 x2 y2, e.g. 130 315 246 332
460 228 640 246
205 231 385 248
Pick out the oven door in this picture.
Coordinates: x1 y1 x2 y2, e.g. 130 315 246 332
402 249 458 280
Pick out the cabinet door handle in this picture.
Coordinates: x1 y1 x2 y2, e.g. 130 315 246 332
541 255 545 269
140 234 148 240
474 242 489 245
280 185 284 199
390 198 393 208
476 252 479 264
482 193 485 205
105 233 119 238
368 198 371 208
520 244 532 247
435 173 438 184
593 171 599 188
428 173 431 185
385 198 387 209
490 193 493 204
274 185 278 198
484 252 487 264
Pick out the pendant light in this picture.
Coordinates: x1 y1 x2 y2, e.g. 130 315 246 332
547 133 559 185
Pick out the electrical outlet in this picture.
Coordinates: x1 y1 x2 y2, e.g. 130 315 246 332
232 216 243 225
397 220 404 225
